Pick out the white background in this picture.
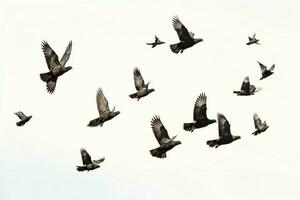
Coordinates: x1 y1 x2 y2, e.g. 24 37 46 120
0 0 300 199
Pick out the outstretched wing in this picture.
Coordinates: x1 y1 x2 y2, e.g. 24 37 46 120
96 88 110 115
193 93 208 121
151 115 170 145
257 61 267 73
217 113 232 137
241 76 250 93
93 157 105 164
269 64 275 71
133 68 146 91
41 41 60 71
252 33 256 39
15 112 26 120
172 16 193 42
155 35 159 43
253 113 262 129
80 148 93 165
60 41 72 67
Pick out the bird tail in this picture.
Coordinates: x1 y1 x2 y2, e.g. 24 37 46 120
170 44 181 54
40 72 52 82
252 130 260 136
183 123 194 132
206 139 219 148
233 91 241 95
76 166 87 172
16 121 24 126
87 118 100 127
129 93 138 99
150 148 166 158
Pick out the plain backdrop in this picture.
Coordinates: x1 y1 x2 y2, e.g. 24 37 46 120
0 0 300 199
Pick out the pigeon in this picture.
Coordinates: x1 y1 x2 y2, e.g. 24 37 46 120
76 148 105 172
15 111 32 126
257 61 275 80
183 93 216 132
88 88 120 127
129 68 155 101
40 41 72 94
207 113 241 148
252 113 269 135
246 33 260 45
233 76 261 96
146 35 165 48
150 115 181 158
170 16 203 54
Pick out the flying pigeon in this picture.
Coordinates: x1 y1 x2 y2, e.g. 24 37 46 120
252 113 269 135
246 33 260 45
15 111 32 126
183 93 216 132
150 115 181 158
257 61 275 80
207 113 241 148
129 68 155 101
146 35 165 48
76 148 105 172
170 16 203 54
233 76 261 96
87 88 120 127
40 41 73 94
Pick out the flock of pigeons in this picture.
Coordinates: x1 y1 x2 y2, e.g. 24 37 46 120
14 16 275 171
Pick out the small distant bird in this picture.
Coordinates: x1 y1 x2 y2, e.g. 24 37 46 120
76 148 105 172
233 76 261 96
257 61 275 80
129 68 155 101
150 115 181 158
88 88 120 127
40 41 72 94
146 35 165 48
246 33 260 45
15 112 32 126
170 16 203 54
207 113 241 148
183 93 216 132
252 113 269 135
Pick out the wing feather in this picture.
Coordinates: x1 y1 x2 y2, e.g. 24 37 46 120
172 16 193 42
241 76 250 93
151 115 170 145
96 88 110 115
80 148 93 165
60 41 72 67
133 68 145 91
41 41 60 71
193 93 207 121
15 112 26 120
218 113 232 137
257 61 267 73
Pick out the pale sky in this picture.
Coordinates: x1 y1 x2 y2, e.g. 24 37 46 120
1 0 300 199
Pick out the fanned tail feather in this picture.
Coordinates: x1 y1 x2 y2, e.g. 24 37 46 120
129 93 138 99
87 118 100 127
183 123 194 132
76 166 87 172
207 139 219 148
170 44 181 54
40 72 52 82
150 148 166 158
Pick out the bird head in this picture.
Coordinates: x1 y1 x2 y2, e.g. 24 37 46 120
113 111 120 117
194 38 203 44
63 66 73 73
209 119 217 124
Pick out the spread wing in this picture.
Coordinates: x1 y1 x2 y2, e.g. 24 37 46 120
193 93 208 121
257 61 267 73
172 16 193 42
93 157 105 164
218 113 232 137
151 115 170 145
15 112 26 120
41 41 60 71
60 41 72 67
241 76 250 93
253 113 262 129
269 64 275 71
96 88 110 115
80 148 93 165
252 33 256 39
133 68 146 91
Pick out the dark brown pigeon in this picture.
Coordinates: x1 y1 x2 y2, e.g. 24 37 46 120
246 33 260 45
15 111 32 126
252 113 269 135
129 68 154 101
233 76 261 96
257 61 275 80
146 35 165 48
76 148 105 172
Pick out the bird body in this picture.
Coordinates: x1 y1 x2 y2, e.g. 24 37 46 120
146 35 165 48
233 76 260 96
15 112 32 126
129 68 154 101
246 33 260 45
257 61 275 80
76 148 105 172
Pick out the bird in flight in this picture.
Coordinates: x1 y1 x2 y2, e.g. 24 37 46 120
88 88 120 127
233 76 261 96
76 148 105 172
15 111 32 126
170 16 203 54
183 93 216 132
129 68 155 101
207 113 241 148
40 41 73 94
150 115 181 158
246 33 260 45
257 61 275 80
252 113 269 135
146 35 165 48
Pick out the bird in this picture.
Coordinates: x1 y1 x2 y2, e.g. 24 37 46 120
76 148 105 172
246 33 260 45
129 68 155 101
40 41 73 94
207 113 241 148
252 113 269 135
170 16 203 54
88 88 120 127
183 93 216 132
150 115 181 158
15 111 32 126
257 61 275 80
146 35 165 48
233 76 261 96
